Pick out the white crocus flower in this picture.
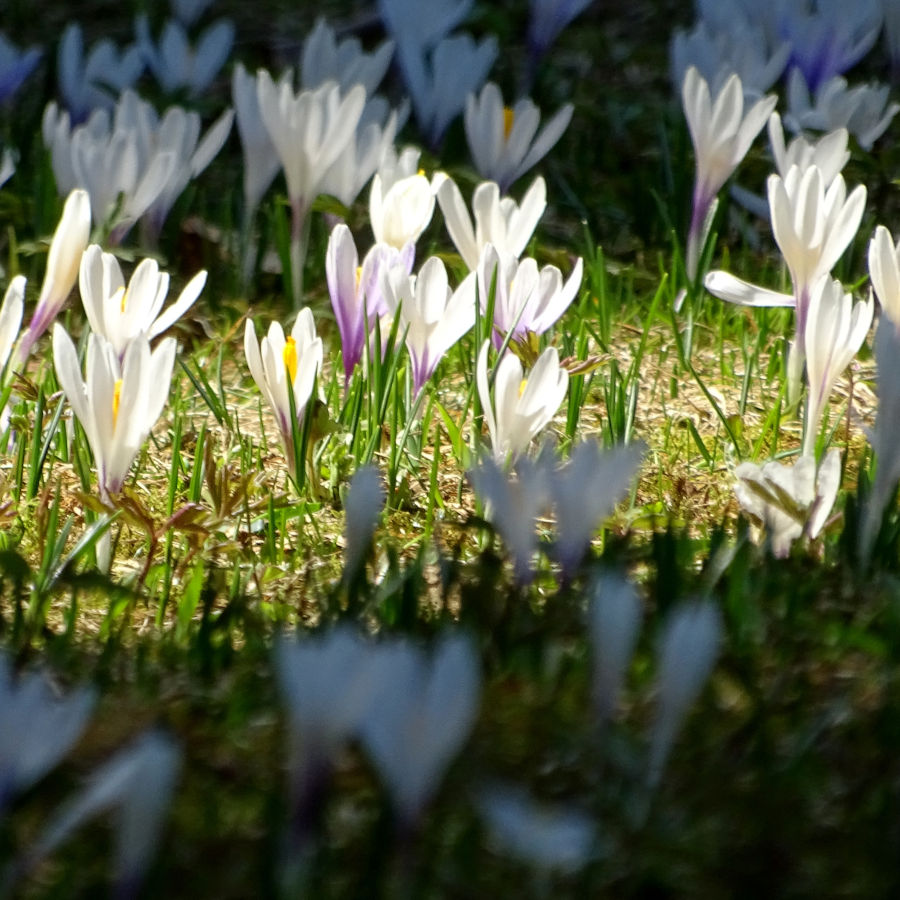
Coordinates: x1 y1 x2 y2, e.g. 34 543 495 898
477 244 582 348
468 452 552 584
477 783 595 873
0 653 95 814
381 257 476 396
16 188 91 365
0 276 24 377
734 449 841 558
256 71 366 304
768 112 849 185
681 66 776 279
465 82 573 193
549 441 644 578
360 633 481 828
802 276 873 457
53 325 176 503
590 572 642 721
243 310 323 475
785 71 900 151
369 163 436 250
648 601 722 788
136 14 234 97
78 244 206 361
22 732 180 895
476 339 568 465
300 18 394 96
435 174 546 272
868 224 900 328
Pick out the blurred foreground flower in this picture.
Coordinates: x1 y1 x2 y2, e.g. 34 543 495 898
435 174 546 271
681 67 775 279
79 244 207 361
20 732 180 898
16 189 91 365
0 653 95 815
477 782 595 873
477 244 582 348
476 339 568 465
361 633 481 828
381 256 476 396
53 326 177 503
734 449 841 558
590 572 642 721
465 82 572 192
648 601 721 788
243 311 322 476
343 465 386 580
468 452 551 583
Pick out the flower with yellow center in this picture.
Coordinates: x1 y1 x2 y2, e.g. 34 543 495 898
52 324 176 502
465 82 573 192
244 308 323 473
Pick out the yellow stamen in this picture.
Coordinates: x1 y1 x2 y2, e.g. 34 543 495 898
518 377 528 398
417 168 426 177
112 286 127 314
503 107 515 140
283 336 298 383
355 265 363 292
112 379 123 425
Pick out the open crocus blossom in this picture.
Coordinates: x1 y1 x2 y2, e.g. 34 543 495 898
369 155 436 251
477 244 583 348
465 82 573 193
681 67 776 279
326 224 415 380
243 310 323 474
79 244 207 361
15 188 91 365
53 325 176 503
0 652 95 816
435 174 546 272
734 449 841 558
802 277 873 457
476 339 568 465
381 256 476 396
768 112 849 185
360 633 481 828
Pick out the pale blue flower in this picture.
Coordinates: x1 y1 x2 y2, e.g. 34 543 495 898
0 32 41 104
527 0 594 60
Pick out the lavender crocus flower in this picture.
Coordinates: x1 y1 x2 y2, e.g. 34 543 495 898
527 0 593 61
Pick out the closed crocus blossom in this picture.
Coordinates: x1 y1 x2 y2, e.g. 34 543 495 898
79 244 206 361
0 276 24 376
435 174 546 271
243 310 323 473
468 452 551 583
648 601 722 788
681 67 776 279
381 257 476 396
476 339 568 465
53 325 176 503
300 18 394 96
465 82 573 193
477 244 582 348
735 449 841 558
802 277 873 457
16 188 91 365
360 633 481 828
0 653 95 814
868 225 900 327
326 223 415 380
